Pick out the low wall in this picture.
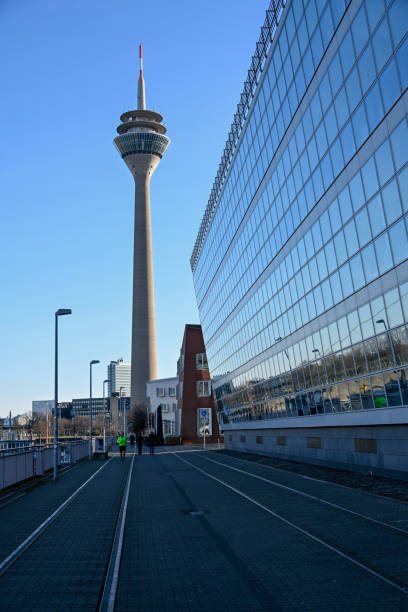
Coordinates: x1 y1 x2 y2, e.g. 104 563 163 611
0 440 88 490
225 425 408 480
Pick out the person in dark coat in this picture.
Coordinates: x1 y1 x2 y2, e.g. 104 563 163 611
148 431 155 455
129 433 135 447
136 433 143 456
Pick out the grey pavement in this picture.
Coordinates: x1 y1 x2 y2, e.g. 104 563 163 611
0 448 408 610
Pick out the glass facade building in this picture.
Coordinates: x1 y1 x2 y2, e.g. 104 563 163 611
191 0 408 469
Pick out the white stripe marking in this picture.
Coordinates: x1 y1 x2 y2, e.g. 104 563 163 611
174 453 408 595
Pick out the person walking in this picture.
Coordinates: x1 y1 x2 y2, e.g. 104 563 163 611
136 433 143 456
117 432 127 461
129 433 135 448
148 431 155 455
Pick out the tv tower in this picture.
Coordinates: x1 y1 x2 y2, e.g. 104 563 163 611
114 46 170 409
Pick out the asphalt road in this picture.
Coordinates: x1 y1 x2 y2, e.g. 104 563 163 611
1 448 408 610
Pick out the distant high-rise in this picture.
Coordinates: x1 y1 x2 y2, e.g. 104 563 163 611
107 359 131 397
114 46 170 408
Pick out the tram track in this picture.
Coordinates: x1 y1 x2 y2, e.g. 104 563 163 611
174 451 408 596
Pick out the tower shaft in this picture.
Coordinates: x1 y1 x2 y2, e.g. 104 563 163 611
131 173 157 406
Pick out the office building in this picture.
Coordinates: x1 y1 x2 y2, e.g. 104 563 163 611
146 377 178 437
192 0 408 475
177 325 219 444
32 400 54 416
114 45 170 408
107 359 131 397
72 397 108 416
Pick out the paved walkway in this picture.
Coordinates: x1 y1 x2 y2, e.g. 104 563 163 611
1 448 408 610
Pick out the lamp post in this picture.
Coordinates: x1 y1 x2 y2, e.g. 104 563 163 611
54 308 72 482
119 386 125 433
103 379 109 450
89 360 100 460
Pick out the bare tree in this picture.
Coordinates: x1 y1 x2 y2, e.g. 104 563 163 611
128 404 148 434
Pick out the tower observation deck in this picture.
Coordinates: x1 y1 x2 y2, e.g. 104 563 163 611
114 45 170 410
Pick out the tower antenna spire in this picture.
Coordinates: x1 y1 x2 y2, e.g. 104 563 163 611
137 44 146 110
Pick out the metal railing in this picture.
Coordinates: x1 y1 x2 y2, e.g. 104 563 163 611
0 440 88 491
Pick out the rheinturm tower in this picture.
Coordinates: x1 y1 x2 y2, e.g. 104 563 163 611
114 46 170 408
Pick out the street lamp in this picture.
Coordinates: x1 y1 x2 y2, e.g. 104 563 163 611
54 308 72 481
103 379 109 449
119 386 125 433
89 360 100 460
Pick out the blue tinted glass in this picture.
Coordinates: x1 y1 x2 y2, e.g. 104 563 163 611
391 119 408 169
328 53 343 95
330 137 345 177
398 166 408 213
365 82 384 132
382 178 402 224
368 194 386 236
380 58 401 112
349 171 365 212
325 106 338 144
303 46 315 84
388 0 408 47
309 256 319 285
361 157 379 199
321 278 333 308
319 74 332 113
311 26 324 66
311 91 322 128
335 88 349 128
350 253 366 290
338 185 353 222
341 121 355 163
358 44 376 93
325 240 337 273
334 231 347 265
352 103 369 149
320 3 335 48
346 67 362 112
366 0 385 33
389 219 408 264
316 249 328 278
297 17 308 54
396 35 408 89
356 208 372 246
331 0 347 25
339 31 355 76
344 218 359 256
330 271 343 301
375 232 393 273
303 107 314 141
307 291 316 318
375 139 395 186
312 166 324 200
321 153 334 190
352 5 369 55
339 263 354 297
308 137 319 170
372 17 393 71
362 243 379 282
328 198 342 233
312 220 323 251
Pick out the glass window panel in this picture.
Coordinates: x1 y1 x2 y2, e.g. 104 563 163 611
311 26 324 66
375 232 393 274
316 249 328 279
321 277 333 309
349 171 365 213
352 103 369 149
334 231 347 265
316 122 328 157
329 321 340 351
365 81 384 132
330 137 345 178
325 240 337 274
339 31 355 77
385 288 404 327
338 185 353 223
359 303 374 339
346 67 361 113
319 74 332 114
356 208 372 246
328 53 343 95
383 178 402 225
335 87 349 128
351 4 369 55
396 35 408 89
373 17 393 72
330 270 343 302
353 343 368 375
383 370 403 406
397 166 408 213
365 338 381 372
339 263 353 298
341 120 355 163
348 310 362 344
390 326 408 367
401 282 408 321
388 0 408 48
371 374 387 408
344 219 359 257
389 219 408 265
377 333 395 369
375 139 394 187
366 0 385 33
390 118 408 170
380 58 401 113
320 2 335 48
350 253 365 290
367 194 386 237
309 255 319 286
328 198 341 233
361 157 379 200
343 347 356 377
362 243 378 282
358 44 376 94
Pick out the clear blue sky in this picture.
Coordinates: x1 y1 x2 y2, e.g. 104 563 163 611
0 0 268 417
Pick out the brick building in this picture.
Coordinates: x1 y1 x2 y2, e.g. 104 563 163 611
177 324 220 444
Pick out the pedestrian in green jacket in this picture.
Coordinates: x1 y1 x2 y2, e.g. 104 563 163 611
117 433 127 460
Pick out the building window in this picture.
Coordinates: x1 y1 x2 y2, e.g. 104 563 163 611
161 404 169 413
156 388 165 397
196 380 211 397
172 403 177 412
168 387 176 396
196 353 209 370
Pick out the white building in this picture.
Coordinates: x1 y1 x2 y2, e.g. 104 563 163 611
146 377 179 437
107 359 131 397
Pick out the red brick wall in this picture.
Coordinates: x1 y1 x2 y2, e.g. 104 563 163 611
179 324 220 444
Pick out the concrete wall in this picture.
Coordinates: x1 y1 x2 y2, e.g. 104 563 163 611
225 425 408 480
